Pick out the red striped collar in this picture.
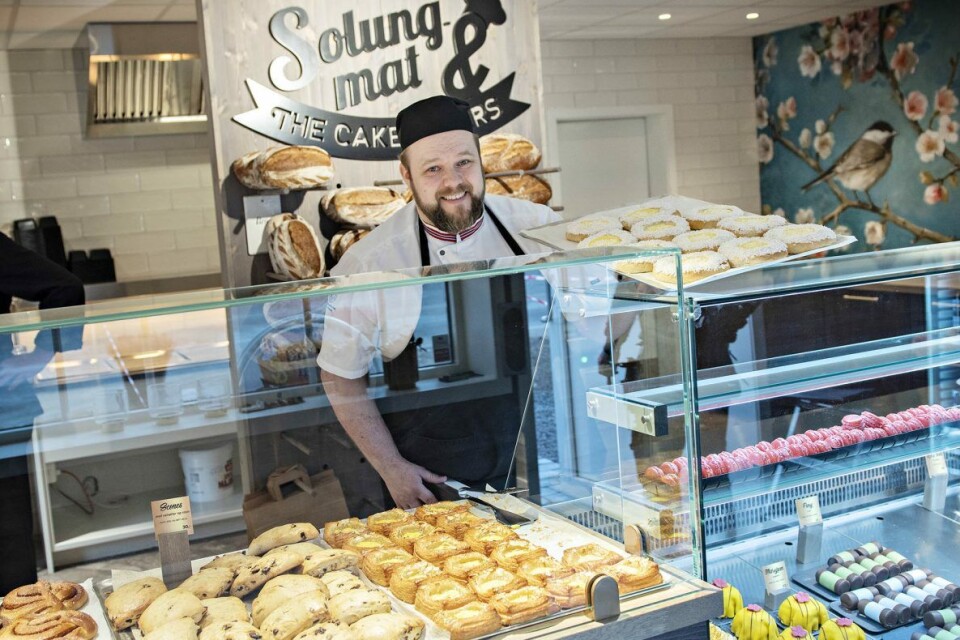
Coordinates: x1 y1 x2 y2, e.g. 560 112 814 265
421 215 484 243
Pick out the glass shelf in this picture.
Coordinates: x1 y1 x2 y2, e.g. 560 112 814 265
589 326 960 420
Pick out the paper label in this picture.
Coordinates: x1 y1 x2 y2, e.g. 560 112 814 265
926 453 948 477
151 496 194 537
763 561 790 594
795 495 823 526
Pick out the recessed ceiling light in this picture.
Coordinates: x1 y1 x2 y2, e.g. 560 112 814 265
658 13 672 20
746 12 759 19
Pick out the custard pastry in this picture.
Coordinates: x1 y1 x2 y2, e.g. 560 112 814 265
463 521 519 556
389 561 443 603
488 585 554 625
601 555 663 594
342 532 394 557
517 555 574 587
324 518 369 548
414 501 469 526
361 547 415 586
366 508 413 536
764 224 837 254
388 521 436 554
432 601 502 640
468 567 528 602
545 571 593 608
489 539 548 572
413 533 470 565
249 523 320 556
443 552 496 581
435 511 485 540
414 576 477 620
561 543 622 572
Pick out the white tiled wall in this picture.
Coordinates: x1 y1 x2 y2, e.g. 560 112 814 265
0 50 218 281
540 38 761 212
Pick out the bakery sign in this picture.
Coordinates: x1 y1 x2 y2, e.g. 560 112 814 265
233 0 531 160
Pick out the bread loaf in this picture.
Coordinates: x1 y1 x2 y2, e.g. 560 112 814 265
232 146 334 190
321 188 405 227
269 215 324 280
485 175 552 204
480 133 541 173
329 229 371 262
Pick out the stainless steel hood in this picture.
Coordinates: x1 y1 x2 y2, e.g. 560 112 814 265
86 23 207 138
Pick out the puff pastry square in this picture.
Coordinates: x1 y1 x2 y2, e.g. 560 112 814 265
517 556 575 587
468 567 527 602
323 518 369 548
545 572 594 609
443 552 496 581
413 533 470 566
413 501 469 526
435 511 485 540
342 532 394 557
361 547 415 587
388 521 436 554
414 576 477 621
432 601 502 640
389 561 443 604
488 585 554 625
489 539 548 573
366 508 413 536
463 521 519 556
601 556 663 594
561 544 622 572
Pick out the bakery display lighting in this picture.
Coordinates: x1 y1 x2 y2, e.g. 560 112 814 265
746 12 760 19
659 13 671 20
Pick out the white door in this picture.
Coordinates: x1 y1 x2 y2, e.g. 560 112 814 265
555 116 651 218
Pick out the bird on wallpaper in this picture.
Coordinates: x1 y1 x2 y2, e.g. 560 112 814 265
801 121 897 206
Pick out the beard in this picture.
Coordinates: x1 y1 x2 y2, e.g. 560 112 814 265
414 182 485 234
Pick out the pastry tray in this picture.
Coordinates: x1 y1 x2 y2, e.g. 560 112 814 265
520 196 856 292
95 502 672 640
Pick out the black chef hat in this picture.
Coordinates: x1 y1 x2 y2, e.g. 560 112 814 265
397 95 475 151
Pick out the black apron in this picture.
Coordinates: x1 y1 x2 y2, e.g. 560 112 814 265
385 206 525 486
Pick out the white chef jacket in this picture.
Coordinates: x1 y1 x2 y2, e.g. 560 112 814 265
317 195 558 379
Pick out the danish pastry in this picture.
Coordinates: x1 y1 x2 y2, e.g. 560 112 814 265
414 576 477 620
561 543 622 572
413 533 470 565
323 518 368 548
613 239 677 274
672 229 736 253
629 215 691 241
1 581 87 622
143 617 199 640
468 567 527 602
249 523 320 556
138 589 205 635
717 214 787 237
104 576 167 630
321 571 365 598
619 207 680 230
361 547 415 586
253 575 327 628
565 216 621 243
517 555 574 587
231 551 303 597
388 521 437 554
717 237 788 268
545 571 594 608
366 509 413 536
348 613 424 640
432 601 502 640
435 511 485 539
443 552 496 581
577 229 637 249
764 224 837 254
292 622 357 640
463 521 519 556
488 585 553 625
179 567 234 599
777 592 828 632
327 589 392 626
490 539 548 572
414 501 470 526
389 561 443 603
601 555 663 593
342 532 394 557
199 596 249 628
300 548 360 578
652 251 730 284
198 620 263 640
683 205 741 230
0 610 97 639
260 590 329 640
201 553 259 575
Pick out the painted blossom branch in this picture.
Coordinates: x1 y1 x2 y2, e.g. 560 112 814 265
767 118 954 243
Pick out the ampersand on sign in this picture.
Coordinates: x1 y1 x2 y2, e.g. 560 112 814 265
442 0 507 100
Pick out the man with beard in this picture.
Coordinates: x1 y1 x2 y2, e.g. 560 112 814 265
318 96 556 508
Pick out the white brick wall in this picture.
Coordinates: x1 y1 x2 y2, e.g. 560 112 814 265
0 50 218 281
541 38 761 213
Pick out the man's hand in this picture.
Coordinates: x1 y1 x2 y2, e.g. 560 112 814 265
380 459 447 509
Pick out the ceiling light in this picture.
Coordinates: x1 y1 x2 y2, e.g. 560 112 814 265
746 12 759 19
658 13 672 20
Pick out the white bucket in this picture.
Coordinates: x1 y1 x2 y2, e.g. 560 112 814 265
179 442 234 503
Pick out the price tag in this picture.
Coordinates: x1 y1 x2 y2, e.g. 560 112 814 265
926 453 948 477
151 496 194 537
763 561 790 594
795 495 823 527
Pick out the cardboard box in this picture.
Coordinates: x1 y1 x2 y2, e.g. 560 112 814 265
242 465 349 540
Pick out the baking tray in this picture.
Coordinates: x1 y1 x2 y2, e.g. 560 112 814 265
520 197 857 292
97 502 672 640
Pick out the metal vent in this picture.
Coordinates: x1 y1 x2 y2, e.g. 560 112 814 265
86 23 207 137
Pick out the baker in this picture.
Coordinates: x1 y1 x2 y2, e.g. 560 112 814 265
318 95 557 509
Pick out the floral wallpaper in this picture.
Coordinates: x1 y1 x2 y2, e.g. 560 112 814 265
754 0 959 251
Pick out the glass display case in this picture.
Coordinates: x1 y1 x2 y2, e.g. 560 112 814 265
591 242 960 638
0 246 720 639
